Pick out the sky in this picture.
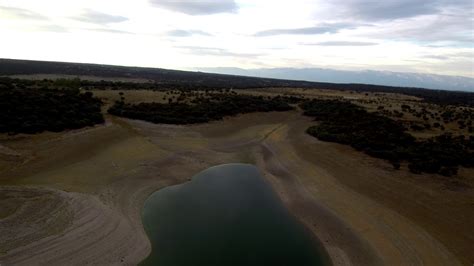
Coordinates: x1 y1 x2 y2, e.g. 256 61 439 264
0 0 473 78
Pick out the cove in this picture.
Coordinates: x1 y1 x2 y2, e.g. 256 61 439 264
141 163 329 266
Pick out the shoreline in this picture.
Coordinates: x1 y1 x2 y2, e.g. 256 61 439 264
0 112 470 265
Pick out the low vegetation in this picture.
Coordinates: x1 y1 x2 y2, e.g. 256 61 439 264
0 82 104 134
108 94 294 124
301 99 473 176
1 73 473 177
2 59 473 106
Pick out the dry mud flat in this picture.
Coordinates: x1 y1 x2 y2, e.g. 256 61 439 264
0 186 150 265
0 112 472 265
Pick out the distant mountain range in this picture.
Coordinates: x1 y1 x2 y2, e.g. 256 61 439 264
197 67 474 92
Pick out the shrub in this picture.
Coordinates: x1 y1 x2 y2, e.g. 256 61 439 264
0 86 104 134
108 94 294 124
301 99 473 176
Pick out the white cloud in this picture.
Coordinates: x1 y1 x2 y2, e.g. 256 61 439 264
149 0 238 15
73 9 128 24
0 0 472 78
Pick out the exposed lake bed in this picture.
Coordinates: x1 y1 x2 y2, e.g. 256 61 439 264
141 164 329 266
0 111 467 265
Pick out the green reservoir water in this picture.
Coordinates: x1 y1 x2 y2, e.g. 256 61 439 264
141 164 328 266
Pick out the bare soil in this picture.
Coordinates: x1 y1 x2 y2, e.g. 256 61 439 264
1 110 472 265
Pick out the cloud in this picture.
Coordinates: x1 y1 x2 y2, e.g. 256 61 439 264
86 28 134 34
35 25 69 33
373 13 474 45
150 0 238 15
167 29 212 37
301 41 378 46
333 0 472 21
254 23 357 37
176 46 261 57
342 0 437 20
0 6 48 20
423 55 449 60
74 9 128 24
450 52 474 58
422 51 474 61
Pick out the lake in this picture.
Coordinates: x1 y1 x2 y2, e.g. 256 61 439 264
141 163 329 266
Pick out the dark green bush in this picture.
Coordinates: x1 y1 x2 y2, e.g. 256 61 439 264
0 86 104 134
108 94 294 124
301 99 473 176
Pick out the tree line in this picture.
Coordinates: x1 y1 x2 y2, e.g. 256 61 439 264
0 84 104 134
301 99 473 176
108 94 294 124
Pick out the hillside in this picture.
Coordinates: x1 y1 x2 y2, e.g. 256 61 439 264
1 58 473 106
199 67 474 92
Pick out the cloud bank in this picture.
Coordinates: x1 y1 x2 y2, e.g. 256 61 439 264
301 41 378 46
254 23 357 37
331 0 472 21
150 0 238 15
0 6 48 20
167 29 211 37
74 9 128 24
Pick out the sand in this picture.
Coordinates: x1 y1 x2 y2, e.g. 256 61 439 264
0 111 472 265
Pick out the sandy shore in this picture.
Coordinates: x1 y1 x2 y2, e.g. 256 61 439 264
0 111 472 265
